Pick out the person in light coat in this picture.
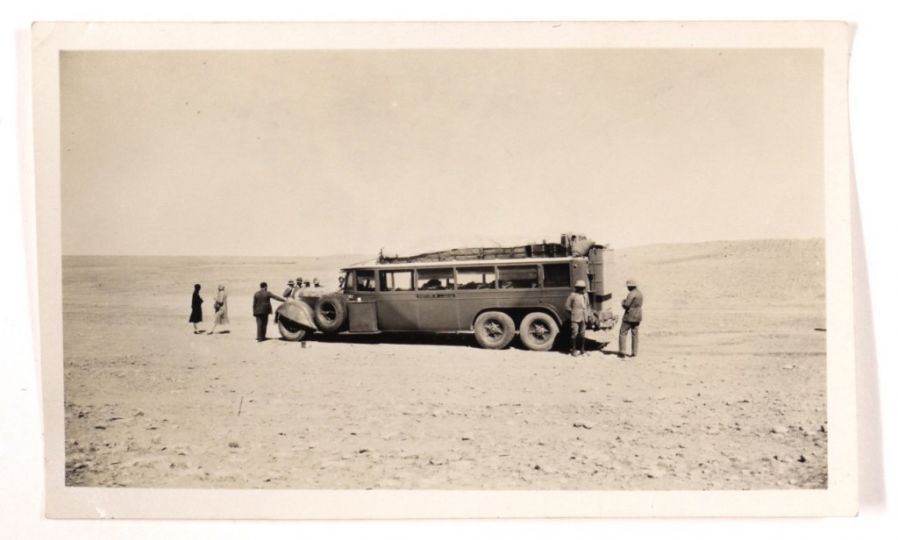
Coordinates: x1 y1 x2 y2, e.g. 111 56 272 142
565 279 590 356
208 284 230 335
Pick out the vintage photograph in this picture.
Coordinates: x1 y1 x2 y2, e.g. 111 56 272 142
33 22 856 518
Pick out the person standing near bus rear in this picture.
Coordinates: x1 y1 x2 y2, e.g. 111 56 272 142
565 280 590 356
253 282 285 342
619 279 643 358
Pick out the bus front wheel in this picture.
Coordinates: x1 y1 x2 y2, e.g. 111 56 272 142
519 312 559 352
278 317 307 342
473 311 515 350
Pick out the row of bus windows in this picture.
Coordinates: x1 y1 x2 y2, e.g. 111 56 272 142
347 263 572 292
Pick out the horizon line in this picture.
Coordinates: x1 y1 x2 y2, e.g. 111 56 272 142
61 236 825 258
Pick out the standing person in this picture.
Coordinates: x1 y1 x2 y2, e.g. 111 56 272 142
565 279 590 356
252 282 285 342
619 279 644 358
189 284 204 334
276 280 295 325
283 280 295 298
208 284 230 335
312 278 321 288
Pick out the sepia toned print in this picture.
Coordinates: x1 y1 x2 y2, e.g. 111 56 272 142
60 46 826 490
35 22 856 518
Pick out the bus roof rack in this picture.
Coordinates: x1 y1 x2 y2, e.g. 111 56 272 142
377 233 606 264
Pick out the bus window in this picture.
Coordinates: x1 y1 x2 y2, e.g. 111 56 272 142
497 265 539 289
457 267 496 289
417 268 455 291
341 271 354 291
380 270 414 291
543 262 572 288
356 269 376 292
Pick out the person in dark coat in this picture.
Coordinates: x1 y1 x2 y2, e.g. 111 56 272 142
253 282 285 341
189 284 204 334
619 279 644 358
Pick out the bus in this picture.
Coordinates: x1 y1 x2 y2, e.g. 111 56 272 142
275 233 617 351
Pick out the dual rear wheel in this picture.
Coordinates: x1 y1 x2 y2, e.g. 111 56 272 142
472 311 559 351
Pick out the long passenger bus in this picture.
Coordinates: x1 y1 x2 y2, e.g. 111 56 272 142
276 233 617 351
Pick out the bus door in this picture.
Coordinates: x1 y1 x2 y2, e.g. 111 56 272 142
375 269 418 331
414 267 459 331
347 269 378 332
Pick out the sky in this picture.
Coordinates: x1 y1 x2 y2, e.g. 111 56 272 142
60 48 823 256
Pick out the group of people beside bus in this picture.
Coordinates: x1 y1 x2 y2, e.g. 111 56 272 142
191 276 643 355
282 276 322 298
564 278 642 358
191 277 324 341
252 277 323 341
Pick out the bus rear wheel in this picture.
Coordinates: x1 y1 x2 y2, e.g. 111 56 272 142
519 312 560 352
473 311 515 349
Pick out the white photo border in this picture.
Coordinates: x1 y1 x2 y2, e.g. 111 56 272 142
31 21 856 518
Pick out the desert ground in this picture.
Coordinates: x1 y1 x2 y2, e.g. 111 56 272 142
62 239 826 490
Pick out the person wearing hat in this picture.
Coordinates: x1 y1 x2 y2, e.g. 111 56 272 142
619 279 644 357
565 279 590 356
312 278 321 288
275 280 296 324
283 280 296 298
291 277 305 299
208 284 230 335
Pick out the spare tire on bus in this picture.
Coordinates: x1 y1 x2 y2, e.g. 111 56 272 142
314 294 347 333
519 311 560 352
473 311 516 350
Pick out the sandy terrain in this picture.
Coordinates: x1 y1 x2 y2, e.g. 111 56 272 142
62 239 826 489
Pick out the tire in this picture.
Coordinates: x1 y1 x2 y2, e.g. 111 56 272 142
519 312 560 352
314 295 346 333
473 311 516 350
278 317 307 341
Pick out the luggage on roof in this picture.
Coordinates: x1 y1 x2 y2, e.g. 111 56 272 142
377 233 604 264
